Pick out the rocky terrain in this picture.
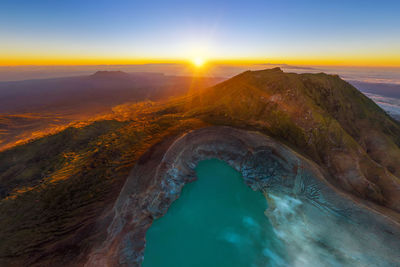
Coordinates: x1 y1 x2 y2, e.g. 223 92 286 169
0 68 399 266
87 126 400 266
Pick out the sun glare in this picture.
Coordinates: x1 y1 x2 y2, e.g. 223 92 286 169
192 57 205 67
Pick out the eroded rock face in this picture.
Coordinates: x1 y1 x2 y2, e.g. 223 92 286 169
86 126 400 267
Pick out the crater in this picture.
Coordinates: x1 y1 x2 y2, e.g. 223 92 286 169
86 126 400 267
143 159 285 267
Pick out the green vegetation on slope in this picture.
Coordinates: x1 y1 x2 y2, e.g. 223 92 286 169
0 106 206 266
0 68 400 266
167 68 400 207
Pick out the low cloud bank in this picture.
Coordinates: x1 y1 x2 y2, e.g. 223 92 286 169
364 92 400 120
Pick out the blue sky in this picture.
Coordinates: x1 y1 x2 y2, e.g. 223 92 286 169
1 0 399 65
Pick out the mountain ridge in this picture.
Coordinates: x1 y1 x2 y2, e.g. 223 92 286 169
0 68 399 266
169 68 400 210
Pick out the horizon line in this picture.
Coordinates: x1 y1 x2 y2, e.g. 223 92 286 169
1 60 400 68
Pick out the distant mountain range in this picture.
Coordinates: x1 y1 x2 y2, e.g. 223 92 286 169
0 71 223 114
0 71 223 151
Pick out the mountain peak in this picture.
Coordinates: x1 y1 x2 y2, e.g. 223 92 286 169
270 67 282 71
253 67 283 73
90 71 130 79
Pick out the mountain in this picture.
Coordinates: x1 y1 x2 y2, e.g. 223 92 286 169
174 68 400 210
0 71 224 114
0 68 399 266
0 72 223 151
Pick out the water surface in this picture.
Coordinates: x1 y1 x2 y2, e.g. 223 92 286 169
143 159 284 267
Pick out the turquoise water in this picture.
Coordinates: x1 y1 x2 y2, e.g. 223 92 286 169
143 159 285 267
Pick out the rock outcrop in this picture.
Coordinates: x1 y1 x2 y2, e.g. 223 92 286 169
86 126 400 266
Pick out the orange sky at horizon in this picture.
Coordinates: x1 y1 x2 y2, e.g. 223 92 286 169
2 1 400 69
1 56 400 68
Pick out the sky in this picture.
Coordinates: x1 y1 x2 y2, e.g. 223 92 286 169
1 0 400 66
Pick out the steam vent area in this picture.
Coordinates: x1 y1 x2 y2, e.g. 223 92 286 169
86 126 400 267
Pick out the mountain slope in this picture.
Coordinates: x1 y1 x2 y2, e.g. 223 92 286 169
0 71 223 151
0 68 399 266
173 68 400 210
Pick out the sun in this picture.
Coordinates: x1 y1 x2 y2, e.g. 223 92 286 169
192 57 205 67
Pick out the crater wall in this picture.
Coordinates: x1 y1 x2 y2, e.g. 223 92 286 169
86 126 400 267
